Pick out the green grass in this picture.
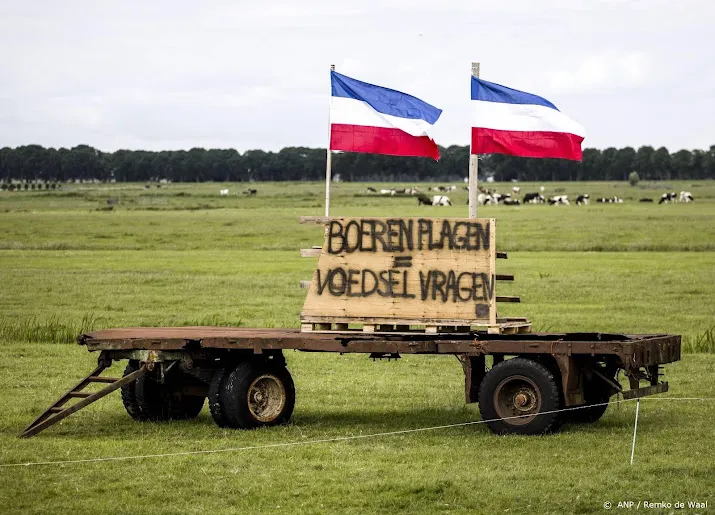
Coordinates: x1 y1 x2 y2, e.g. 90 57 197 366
0 180 714 513
0 346 713 514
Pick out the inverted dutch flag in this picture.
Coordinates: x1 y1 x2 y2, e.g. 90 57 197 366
471 77 586 161
330 71 442 160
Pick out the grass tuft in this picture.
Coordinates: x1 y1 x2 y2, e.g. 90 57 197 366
683 324 715 353
0 314 97 344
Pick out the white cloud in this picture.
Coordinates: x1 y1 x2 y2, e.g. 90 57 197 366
0 0 714 152
547 52 652 93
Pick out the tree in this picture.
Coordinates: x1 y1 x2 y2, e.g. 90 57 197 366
0 143 712 183
628 171 640 186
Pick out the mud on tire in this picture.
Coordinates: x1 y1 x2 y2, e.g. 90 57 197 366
220 361 295 429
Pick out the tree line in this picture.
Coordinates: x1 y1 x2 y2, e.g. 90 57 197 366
1 144 713 183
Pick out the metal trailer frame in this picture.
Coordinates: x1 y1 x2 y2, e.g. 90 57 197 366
20 327 681 438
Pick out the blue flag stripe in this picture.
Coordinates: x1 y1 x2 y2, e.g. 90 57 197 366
331 71 442 124
471 77 559 111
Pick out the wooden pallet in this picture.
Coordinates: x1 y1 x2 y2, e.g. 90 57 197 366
300 317 531 335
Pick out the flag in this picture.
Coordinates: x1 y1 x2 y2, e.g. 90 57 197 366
330 71 442 160
470 77 585 161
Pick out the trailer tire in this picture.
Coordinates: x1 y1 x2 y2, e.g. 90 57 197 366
208 368 230 427
135 369 205 421
220 361 295 429
567 373 613 424
478 358 563 435
120 360 147 421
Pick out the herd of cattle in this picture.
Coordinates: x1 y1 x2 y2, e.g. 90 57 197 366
365 185 696 207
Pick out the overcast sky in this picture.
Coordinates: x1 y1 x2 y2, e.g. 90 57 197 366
1 0 713 153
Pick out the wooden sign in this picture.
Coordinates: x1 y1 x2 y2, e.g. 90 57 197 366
301 217 497 327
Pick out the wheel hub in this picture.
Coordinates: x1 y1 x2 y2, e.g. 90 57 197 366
493 375 542 426
513 389 536 412
247 374 286 423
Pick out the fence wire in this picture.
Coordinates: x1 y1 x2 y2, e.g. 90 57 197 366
1 396 712 469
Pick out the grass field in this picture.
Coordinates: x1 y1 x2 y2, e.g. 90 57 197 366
1 180 714 514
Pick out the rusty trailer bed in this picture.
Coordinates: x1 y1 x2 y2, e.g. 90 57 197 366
20 327 681 438
79 327 681 370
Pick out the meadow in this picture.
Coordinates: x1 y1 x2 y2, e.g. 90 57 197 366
0 179 714 514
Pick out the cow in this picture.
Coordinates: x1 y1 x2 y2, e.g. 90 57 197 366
219 188 229 196
491 193 512 204
503 198 521 206
417 193 432 206
243 188 257 195
575 194 590 206
432 195 452 206
477 193 495 205
658 192 677 204
380 189 396 195
597 196 623 204
679 191 694 203
512 186 521 194
549 195 570 205
639 198 654 202
366 187 377 193
523 192 545 204
540 186 545 192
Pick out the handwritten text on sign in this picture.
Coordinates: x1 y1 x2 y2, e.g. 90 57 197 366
301 217 497 323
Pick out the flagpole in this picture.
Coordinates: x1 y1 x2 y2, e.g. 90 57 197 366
325 64 335 217
468 62 480 219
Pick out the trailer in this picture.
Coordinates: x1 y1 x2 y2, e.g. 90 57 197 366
20 216 682 437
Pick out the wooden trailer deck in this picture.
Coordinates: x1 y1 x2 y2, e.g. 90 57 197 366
79 327 681 370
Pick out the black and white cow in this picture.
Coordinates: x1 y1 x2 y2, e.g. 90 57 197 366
491 192 511 203
679 191 694 203
549 195 569 205
503 198 521 206
432 195 452 206
478 193 495 205
658 192 677 204
575 194 590 206
596 196 623 204
523 192 545 204
366 187 377 193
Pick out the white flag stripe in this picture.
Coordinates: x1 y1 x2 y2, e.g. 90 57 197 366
330 96 435 137
472 100 586 137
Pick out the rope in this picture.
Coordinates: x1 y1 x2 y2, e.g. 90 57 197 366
2 396 712 469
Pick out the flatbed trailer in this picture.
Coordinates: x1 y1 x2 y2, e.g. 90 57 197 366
19 215 683 438
20 327 681 438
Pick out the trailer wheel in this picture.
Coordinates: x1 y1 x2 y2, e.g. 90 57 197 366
135 369 205 421
220 361 295 429
567 373 613 424
120 360 147 421
208 368 229 427
478 358 563 435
